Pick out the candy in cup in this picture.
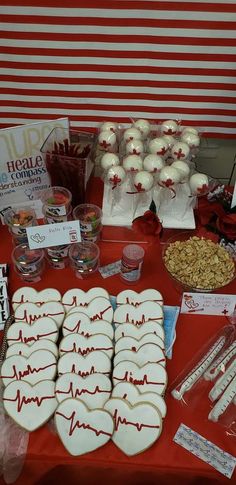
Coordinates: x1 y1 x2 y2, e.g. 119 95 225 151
106 165 126 215
12 244 45 282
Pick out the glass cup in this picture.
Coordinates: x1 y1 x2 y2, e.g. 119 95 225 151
12 244 45 282
4 207 37 245
72 204 102 242
68 241 100 278
41 186 72 220
46 244 70 269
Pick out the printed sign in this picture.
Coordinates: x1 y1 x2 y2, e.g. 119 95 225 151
26 221 81 249
181 292 236 316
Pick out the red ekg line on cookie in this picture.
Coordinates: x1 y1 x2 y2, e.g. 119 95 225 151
113 409 160 432
7 330 58 344
1 363 56 380
15 310 64 325
71 365 95 377
90 306 112 321
125 299 162 307
56 382 110 398
63 321 81 333
125 314 162 325
3 389 55 412
60 345 113 356
64 296 89 308
113 372 165 386
56 410 112 437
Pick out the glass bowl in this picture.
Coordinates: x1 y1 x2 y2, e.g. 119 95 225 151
162 231 236 293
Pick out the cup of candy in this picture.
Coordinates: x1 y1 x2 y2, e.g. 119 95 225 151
12 244 45 282
72 204 102 242
41 186 72 223
46 244 70 269
4 207 38 245
68 241 100 278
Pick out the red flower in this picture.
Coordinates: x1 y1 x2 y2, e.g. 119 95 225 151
216 213 236 241
132 210 162 238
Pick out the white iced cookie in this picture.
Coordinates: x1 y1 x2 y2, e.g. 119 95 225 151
113 302 163 326
11 287 61 311
62 313 114 340
3 380 57 431
55 373 112 408
7 317 59 346
62 288 109 313
14 302 65 327
115 334 165 353
114 343 166 367
104 398 162 456
1 350 57 386
57 351 111 377
116 289 163 306
115 321 165 343
55 399 114 456
112 361 167 394
67 297 113 324
6 339 58 358
112 382 167 418
59 334 114 359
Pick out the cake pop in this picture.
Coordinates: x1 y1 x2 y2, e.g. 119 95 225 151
107 166 126 189
133 171 154 192
148 137 169 156
181 126 199 136
101 153 120 171
160 119 178 136
159 166 181 188
171 160 190 182
162 134 175 148
143 154 164 173
123 127 142 143
98 130 116 150
100 121 118 133
171 142 190 161
123 155 143 172
126 139 144 156
181 131 200 149
189 173 209 195
133 119 151 138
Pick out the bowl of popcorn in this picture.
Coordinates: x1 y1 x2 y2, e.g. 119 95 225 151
162 232 235 292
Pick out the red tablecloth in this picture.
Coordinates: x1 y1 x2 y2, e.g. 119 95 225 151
0 185 235 485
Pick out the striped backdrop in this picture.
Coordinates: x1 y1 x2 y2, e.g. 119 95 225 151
1 0 236 137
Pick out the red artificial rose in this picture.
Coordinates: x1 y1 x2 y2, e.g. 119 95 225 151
216 213 236 241
195 197 225 226
132 210 162 237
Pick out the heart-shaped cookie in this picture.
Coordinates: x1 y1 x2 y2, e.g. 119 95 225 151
7 317 59 346
62 288 110 312
67 297 113 323
104 398 162 456
113 302 163 326
6 339 58 358
115 334 165 353
3 379 57 431
114 343 165 367
115 321 164 342
59 334 114 358
14 302 65 327
111 382 166 418
12 287 62 311
1 350 57 386
116 289 163 307
55 398 114 456
62 313 114 340
112 361 167 395
57 351 111 378
55 373 112 408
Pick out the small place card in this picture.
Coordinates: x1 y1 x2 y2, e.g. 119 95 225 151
181 292 236 316
27 221 81 249
231 181 236 209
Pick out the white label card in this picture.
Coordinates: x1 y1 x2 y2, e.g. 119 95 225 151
231 182 236 209
181 292 236 316
27 221 81 249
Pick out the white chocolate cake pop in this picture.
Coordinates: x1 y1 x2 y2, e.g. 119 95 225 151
181 126 199 136
162 134 175 148
123 155 143 172
171 160 190 181
123 127 142 143
98 130 116 150
143 154 164 173
133 171 154 192
171 142 190 160
148 137 169 156
181 131 200 148
126 139 144 155
107 165 126 188
101 153 120 170
133 119 151 138
189 173 209 195
160 119 178 136
100 121 118 133
159 166 181 188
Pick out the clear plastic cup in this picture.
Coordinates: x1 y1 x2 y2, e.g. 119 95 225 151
4 207 37 245
41 186 72 218
72 204 102 242
43 204 72 224
69 241 100 278
12 244 45 282
46 244 70 269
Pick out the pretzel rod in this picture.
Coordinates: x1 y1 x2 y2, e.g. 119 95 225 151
208 359 236 402
172 336 226 400
204 340 236 381
208 375 236 422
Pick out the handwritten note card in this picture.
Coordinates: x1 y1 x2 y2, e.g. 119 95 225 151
27 221 81 249
180 292 236 316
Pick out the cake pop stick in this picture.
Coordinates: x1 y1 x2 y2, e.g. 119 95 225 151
131 171 154 219
107 166 126 215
